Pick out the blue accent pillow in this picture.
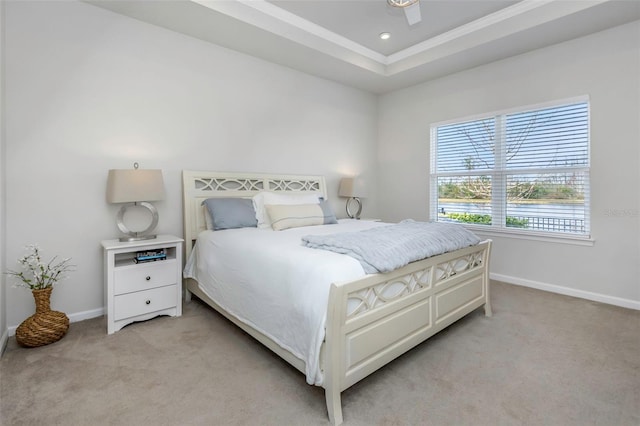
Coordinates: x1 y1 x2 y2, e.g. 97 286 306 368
319 199 338 224
202 198 258 231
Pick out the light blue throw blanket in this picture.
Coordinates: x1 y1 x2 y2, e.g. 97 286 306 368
301 220 481 274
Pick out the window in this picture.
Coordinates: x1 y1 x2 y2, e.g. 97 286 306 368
430 98 590 238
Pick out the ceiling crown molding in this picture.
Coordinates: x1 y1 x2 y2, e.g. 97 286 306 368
386 0 610 74
193 0 387 74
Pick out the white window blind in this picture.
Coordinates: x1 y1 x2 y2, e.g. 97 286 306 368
430 99 590 237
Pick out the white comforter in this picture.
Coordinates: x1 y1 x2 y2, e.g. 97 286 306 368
183 219 385 386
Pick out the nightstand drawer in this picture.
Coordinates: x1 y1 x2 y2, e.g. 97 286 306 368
114 260 177 295
114 285 177 321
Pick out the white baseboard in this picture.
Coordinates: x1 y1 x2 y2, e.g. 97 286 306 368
7 307 105 337
491 273 640 310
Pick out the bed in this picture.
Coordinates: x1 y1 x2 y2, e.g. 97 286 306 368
182 171 492 425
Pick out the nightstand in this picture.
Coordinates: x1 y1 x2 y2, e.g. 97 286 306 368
101 235 184 334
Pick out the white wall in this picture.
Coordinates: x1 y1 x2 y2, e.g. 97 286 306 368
378 21 640 307
4 1 378 329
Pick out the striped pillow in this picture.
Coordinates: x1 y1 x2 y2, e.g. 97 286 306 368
266 200 338 231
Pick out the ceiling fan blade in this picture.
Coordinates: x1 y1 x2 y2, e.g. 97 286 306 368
404 2 421 26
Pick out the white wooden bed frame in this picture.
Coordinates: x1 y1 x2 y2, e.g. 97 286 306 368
182 170 492 425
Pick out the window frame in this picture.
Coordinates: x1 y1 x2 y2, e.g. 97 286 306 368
429 96 593 245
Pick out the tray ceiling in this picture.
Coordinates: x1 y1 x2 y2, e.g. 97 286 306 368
87 0 640 94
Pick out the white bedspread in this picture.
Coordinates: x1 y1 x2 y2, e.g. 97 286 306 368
183 219 385 386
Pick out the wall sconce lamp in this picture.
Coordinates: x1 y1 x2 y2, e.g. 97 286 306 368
106 162 165 242
339 177 368 219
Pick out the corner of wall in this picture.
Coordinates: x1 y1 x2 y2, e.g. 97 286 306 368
0 0 7 355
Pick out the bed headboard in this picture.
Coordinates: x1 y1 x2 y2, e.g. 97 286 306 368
182 170 327 260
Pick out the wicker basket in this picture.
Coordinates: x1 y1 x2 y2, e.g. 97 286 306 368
15 287 69 347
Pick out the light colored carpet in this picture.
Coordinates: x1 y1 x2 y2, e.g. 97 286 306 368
1 281 639 426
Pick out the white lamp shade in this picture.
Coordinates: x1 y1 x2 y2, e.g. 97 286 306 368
106 169 165 203
339 177 368 198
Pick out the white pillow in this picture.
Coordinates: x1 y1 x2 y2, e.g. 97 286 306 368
253 191 321 229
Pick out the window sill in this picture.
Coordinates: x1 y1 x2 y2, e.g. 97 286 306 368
465 225 595 247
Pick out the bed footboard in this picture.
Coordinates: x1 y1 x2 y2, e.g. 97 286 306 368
323 240 492 425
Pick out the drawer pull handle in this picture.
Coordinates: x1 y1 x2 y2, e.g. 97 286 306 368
145 300 151 305
145 276 151 281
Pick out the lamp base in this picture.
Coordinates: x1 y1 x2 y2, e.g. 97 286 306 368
118 234 158 243
115 202 160 242
345 197 363 220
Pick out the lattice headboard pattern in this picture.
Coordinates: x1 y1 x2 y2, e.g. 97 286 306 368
182 171 327 259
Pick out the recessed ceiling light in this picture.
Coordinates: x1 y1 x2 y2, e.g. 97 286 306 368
379 32 391 40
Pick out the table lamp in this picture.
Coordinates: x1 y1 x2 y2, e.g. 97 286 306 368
106 163 165 242
339 177 367 219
